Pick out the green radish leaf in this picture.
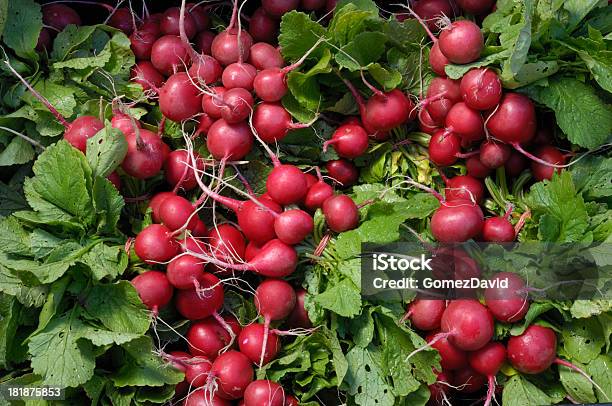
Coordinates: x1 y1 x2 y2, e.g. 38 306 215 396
502 375 553 406
0 295 20 368
2 0 41 60
79 243 127 281
279 11 327 61
562 318 605 364
559 360 597 403
344 345 395 406
86 125 127 178
314 278 362 318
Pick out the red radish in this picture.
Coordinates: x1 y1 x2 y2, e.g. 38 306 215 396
165 351 190 395
426 331 467 370
175 273 224 320
195 30 215 54
402 299 446 330
210 350 254 400
187 318 232 360
460 68 502 111
202 87 228 118
287 289 312 328
249 43 284 70
195 113 215 137
192 219 208 237
207 224 247 268
504 150 528 178
188 3 210 31
211 0 254 67
266 164 309 206
486 93 537 145
456 0 495 15
219 88 255 123
111 112 141 136
140 14 162 36
239 323 281 365
326 159 359 187
443 102 485 143
134 224 180 263
440 300 494 351
274 209 314 245
262 0 299 17
429 371 453 404
425 77 461 125
255 279 297 322
222 63 257 90
107 172 121 190
253 38 324 102
322 194 359 232
326 0 338 15
161 7 196 38
482 214 515 243
438 20 484 64
159 72 203 122
150 35 191 76
431 199 484 242
413 0 455 31
484 272 529 323
184 356 212 387
63 116 105 152
253 102 311 143
531 146 565 181
443 174 484 203
245 242 262 261
468 342 505 406
466 156 492 179
479 139 511 169
302 0 326 9
207 119 254 160
452 367 487 393
244 380 285 406
167 254 205 289
362 89 415 132
429 42 449 76
184 389 231 406
419 108 439 134
304 180 334 212
108 8 135 35
323 124 369 159
131 270 173 313
130 61 164 91
36 28 52 52
121 129 165 179
189 55 223 84
507 325 556 374
149 192 175 223
249 7 279 44
165 149 204 191
428 130 461 166
42 4 81 31
130 30 157 60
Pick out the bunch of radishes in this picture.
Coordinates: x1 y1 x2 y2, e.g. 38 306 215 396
404 271 603 406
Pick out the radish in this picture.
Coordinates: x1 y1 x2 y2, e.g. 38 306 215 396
159 72 203 122
363 89 415 132
482 209 516 242
130 30 158 60
418 108 439 134
253 38 324 102
304 178 334 212
262 0 299 17
249 7 279 44
245 242 262 261
36 28 52 52
452 367 486 393
195 30 215 54
253 102 311 143
161 7 196 38
158 194 200 232
150 35 191 76
131 270 173 313
107 172 121 190
175 273 224 320
425 77 461 125
108 8 135 35
249 43 284 70
210 351 254 399
438 20 484 64
443 102 485 143
322 194 359 233
167 254 205 289
486 93 537 145
426 331 467 370
64 116 105 153
484 272 529 323
188 55 222 85
202 87 228 118
440 300 493 351
429 42 449 76
42 4 81 31
531 146 565 181
207 119 254 160
207 224 247 271
188 2 210 31
184 389 231 406
413 0 455 31
221 62 257 90
195 113 215 137
460 68 502 111
456 0 495 15
302 0 327 10
244 380 285 406
504 150 528 178
274 209 314 245
130 61 164 91
211 1 253 66
402 299 446 330
287 289 313 328
111 112 141 136
429 371 453 404
323 124 369 159
325 159 358 187
140 14 162 36
220 88 255 123
442 174 484 203
134 224 180 263
121 129 165 179
258 144 309 205
149 192 175 223
468 342 505 406
466 156 492 179
187 318 232 360
479 139 511 169
184 356 212 388
165 149 205 191
165 351 190 395
238 323 281 365
428 130 462 166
